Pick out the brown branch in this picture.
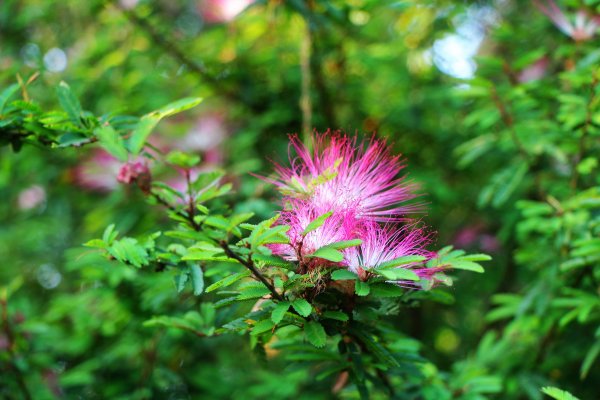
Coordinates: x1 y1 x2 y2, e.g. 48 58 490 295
149 189 283 301
300 17 313 144
570 73 599 190
490 86 530 161
113 2 244 105
150 190 201 230
219 242 284 301
1 295 32 400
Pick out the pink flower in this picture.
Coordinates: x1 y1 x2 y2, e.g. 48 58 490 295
117 160 150 184
74 150 152 193
177 114 227 152
518 56 549 83
343 222 435 283
266 131 439 288
453 223 500 253
268 131 420 222
270 200 359 265
117 160 152 193
534 0 600 41
18 185 46 210
198 0 254 23
73 150 122 192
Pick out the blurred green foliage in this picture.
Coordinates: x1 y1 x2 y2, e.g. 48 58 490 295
1 0 599 399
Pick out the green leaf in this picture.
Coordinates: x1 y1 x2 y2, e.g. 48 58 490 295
175 272 189 293
155 97 204 117
128 97 203 155
459 253 492 262
251 319 275 336
0 84 19 113
302 211 333 236
581 339 600 379
95 125 128 161
83 239 106 249
322 311 349 321
377 255 426 269
166 150 201 168
206 271 250 292
252 254 295 269
108 237 148 268
291 298 312 317
190 264 204 295
326 239 362 250
369 283 404 297
541 387 580 400
375 267 420 281
304 321 327 348
271 301 290 324
351 329 400 368
331 269 357 280
316 364 351 381
102 224 118 244
237 286 271 300
229 213 255 229
451 260 485 273
143 315 196 332
308 246 344 262
355 280 370 296
56 81 82 123
129 116 159 155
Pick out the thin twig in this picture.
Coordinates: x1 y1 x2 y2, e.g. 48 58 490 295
150 189 282 301
300 17 313 143
113 2 244 105
1 295 32 400
570 73 599 190
219 242 283 301
490 86 530 161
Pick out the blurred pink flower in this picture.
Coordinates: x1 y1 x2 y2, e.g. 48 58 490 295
119 0 138 10
74 150 151 192
454 224 500 253
73 150 121 192
518 56 549 83
199 0 254 23
534 0 600 41
18 185 46 210
176 113 228 164
117 160 149 184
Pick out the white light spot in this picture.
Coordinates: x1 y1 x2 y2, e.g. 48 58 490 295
21 43 41 68
431 5 499 79
37 264 62 289
43 48 68 73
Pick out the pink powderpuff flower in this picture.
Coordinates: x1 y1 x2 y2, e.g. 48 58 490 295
518 56 549 83
269 199 359 267
268 131 420 222
74 150 151 192
343 222 436 284
533 0 600 41
198 0 254 24
18 185 46 210
453 223 500 253
117 160 150 184
73 150 122 192
176 114 227 152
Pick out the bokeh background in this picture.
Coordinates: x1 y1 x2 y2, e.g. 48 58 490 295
1 0 599 399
